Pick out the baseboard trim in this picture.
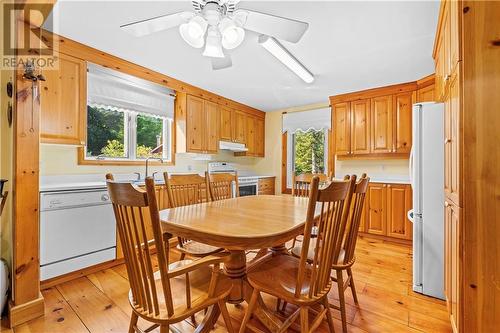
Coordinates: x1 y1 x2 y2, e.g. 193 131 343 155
40 258 125 290
8 293 44 327
358 232 412 246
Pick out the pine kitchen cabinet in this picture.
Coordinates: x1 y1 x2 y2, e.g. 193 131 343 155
181 94 219 154
331 81 418 159
40 52 87 145
360 182 413 242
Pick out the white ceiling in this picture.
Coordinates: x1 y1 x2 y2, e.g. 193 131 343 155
46 1 440 111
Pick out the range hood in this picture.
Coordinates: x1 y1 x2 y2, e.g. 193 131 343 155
219 141 248 152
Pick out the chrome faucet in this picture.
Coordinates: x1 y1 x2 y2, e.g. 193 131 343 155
145 157 164 179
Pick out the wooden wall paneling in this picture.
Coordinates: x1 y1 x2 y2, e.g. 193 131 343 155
461 2 500 332
333 102 351 155
40 52 86 145
39 30 265 119
351 99 370 154
370 95 393 153
393 92 413 154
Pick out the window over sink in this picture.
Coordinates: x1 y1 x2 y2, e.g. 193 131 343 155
83 63 175 164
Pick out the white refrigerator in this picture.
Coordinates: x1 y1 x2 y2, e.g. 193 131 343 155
408 102 445 300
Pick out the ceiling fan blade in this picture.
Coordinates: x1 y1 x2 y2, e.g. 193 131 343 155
211 55 233 70
235 9 309 43
121 11 194 37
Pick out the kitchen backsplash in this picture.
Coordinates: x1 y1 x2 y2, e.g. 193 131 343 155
335 158 410 181
40 144 261 176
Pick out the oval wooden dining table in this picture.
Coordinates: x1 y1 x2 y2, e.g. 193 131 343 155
159 194 318 333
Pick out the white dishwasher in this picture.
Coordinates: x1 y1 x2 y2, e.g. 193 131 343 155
40 188 116 280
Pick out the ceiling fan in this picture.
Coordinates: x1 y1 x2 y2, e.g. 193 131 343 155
121 0 312 81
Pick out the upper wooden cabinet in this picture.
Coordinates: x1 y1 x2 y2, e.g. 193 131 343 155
351 99 370 154
416 75 436 103
371 95 393 154
393 92 412 154
185 95 219 154
333 102 351 155
177 93 265 157
434 0 461 102
331 82 417 159
40 53 86 145
219 106 233 142
255 117 265 157
234 110 247 144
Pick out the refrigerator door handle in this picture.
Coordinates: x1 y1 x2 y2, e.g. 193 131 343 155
409 146 414 190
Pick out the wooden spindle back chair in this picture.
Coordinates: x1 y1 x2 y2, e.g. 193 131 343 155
164 172 209 207
163 172 223 259
340 173 370 267
240 176 352 333
290 172 334 249
207 172 239 201
330 174 369 333
105 175 234 333
292 172 331 197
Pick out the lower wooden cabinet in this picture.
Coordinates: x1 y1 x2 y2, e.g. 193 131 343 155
445 200 461 333
361 182 412 241
258 177 275 195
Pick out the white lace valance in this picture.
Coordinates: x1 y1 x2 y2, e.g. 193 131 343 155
87 62 175 118
282 107 331 134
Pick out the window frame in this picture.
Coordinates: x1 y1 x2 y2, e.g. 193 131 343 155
78 106 175 166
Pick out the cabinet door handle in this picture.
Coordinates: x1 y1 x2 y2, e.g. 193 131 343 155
444 201 450 207
445 138 451 144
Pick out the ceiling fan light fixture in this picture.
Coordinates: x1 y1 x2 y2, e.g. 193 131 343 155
179 15 207 48
258 35 314 83
203 27 225 58
219 17 245 50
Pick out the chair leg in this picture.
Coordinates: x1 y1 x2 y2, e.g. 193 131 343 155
218 300 235 333
300 307 309 333
336 269 348 333
239 289 259 333
159 324 169 333
179 252 186 261
128 312 138 333
347 267 359 304
276 298 282 312
323 297 336 333
281 301 288 312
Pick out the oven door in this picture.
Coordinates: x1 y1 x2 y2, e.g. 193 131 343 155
239 183 258 197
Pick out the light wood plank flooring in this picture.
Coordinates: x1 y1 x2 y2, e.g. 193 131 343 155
4 237 451 332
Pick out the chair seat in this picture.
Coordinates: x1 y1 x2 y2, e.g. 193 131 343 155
177 240 223 257
247 254 329 305
291 239 345 265
131 260 232 322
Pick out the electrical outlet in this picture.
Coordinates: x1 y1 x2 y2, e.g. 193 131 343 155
187 165 193 171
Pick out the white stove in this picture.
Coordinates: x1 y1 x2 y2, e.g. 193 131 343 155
208 162 258 196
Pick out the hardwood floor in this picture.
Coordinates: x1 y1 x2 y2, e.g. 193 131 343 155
5 237 451 332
